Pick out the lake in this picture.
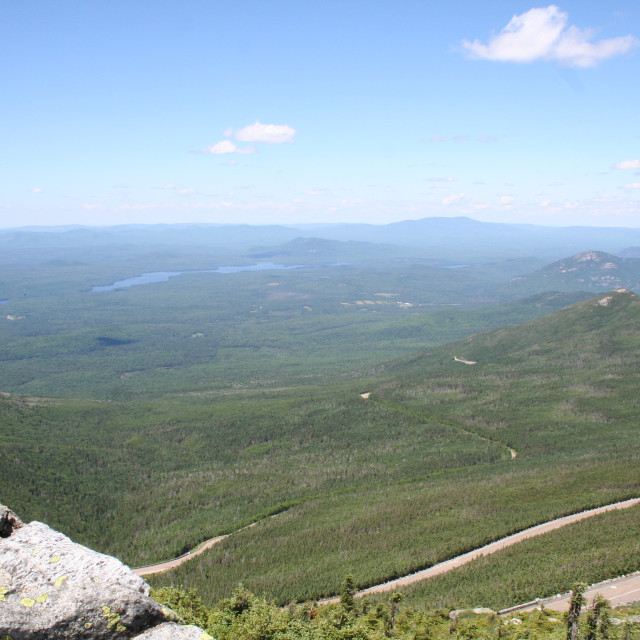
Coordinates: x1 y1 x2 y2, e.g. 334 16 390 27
91 263 320 292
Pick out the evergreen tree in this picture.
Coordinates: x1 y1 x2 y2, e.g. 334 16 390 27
586 595 610 640
340 574 357 613
567 583 586 640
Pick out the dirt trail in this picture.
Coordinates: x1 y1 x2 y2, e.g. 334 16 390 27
133 521 261 577
320 497 640 604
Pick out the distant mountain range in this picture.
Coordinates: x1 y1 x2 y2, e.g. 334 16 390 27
3 217 640 262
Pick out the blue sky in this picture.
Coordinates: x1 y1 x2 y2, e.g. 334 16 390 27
1 1 639 228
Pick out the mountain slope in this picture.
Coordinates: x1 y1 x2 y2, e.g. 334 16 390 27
149 290 640 605
379 288 640 459
511 251 640 293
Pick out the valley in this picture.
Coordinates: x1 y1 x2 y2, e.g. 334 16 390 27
1 219 640 617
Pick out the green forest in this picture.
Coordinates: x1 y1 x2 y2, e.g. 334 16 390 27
2 226 640 630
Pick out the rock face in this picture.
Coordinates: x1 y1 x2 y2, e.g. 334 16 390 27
0 505 210 640
0 505 23 539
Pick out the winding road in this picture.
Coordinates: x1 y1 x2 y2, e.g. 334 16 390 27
349 497 640 600
133 521 261 577
135 497 640 609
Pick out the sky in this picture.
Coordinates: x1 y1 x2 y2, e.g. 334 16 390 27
1 1 640 229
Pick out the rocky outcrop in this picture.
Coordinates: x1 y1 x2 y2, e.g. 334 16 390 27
449 607 496 620
0 505 210 640
0 505 23 539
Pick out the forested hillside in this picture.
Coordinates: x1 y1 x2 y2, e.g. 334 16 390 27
1 227 639 613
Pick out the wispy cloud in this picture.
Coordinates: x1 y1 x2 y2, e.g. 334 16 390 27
232 121 296 144
623 182 640 189
204 140 255 155
442 193 465 205
30 187 43 193
613 159 640 170
462 6 638 67
204 121 296 155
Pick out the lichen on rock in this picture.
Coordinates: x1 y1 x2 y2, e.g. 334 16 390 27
0 505 210 640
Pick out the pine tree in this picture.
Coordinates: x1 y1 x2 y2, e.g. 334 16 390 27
567 583 586 640
339 574 356 612
586 594 610 640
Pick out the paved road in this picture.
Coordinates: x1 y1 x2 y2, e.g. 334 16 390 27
134 496 640 606
320 497 640 604
506 573 640 613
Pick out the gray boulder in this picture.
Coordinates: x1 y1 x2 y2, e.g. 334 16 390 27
450 607 496 620
134 623 214 639
0 508 205 639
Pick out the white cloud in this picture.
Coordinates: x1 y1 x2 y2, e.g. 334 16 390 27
428 176 454 182
613 159 640 170
442 193 465 205
462 6 638 67
30 187 43 193
233 121 296 144
623 182 640 189
177 188 195 195
206 140 237 154
499 195 515 204
204 140 255 155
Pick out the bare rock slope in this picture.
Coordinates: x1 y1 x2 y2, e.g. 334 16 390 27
0 504 210 640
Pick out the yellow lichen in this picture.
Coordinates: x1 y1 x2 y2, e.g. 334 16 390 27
20 597 35 607
31 549 42 556
84 622 93 630
101 605 122 630
0 587 8 601
116 624 126 632
107 616 120 630
1 635 14 640
36 593 48 603
54 574 68 587
49 555 61 563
